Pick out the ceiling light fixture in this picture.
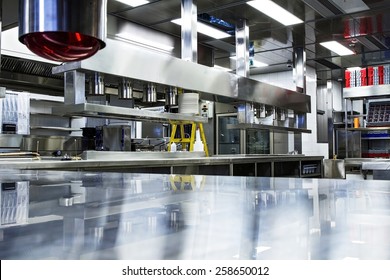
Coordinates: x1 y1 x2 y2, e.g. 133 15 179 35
171 18 231 39
214 65 232 72
320 41 355 56
330 0 369 13
346 67 362 71
115 33 174 52
247 0 303 26
251 60 268 68
229 56 268 68
115 0 149 7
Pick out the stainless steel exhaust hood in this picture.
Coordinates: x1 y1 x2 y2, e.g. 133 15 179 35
18 0 107 62
53 38 311 114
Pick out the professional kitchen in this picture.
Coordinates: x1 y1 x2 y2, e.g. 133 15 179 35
0 0 390 261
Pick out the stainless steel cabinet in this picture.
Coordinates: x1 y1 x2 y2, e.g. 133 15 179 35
216 113 241 154
216 113 270 155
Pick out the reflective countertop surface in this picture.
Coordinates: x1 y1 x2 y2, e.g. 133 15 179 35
1 169 390 260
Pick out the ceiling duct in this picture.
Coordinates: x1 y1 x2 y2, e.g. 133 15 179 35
18 0 107 62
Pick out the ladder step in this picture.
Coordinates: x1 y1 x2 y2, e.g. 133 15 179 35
168 122 209 156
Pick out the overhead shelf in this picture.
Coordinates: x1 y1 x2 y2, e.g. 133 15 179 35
51 103 208 123
343 84 390 99
346 127 390 131
362 137 390 140
226 123 312 133
52 38 311 113
30 126 82 132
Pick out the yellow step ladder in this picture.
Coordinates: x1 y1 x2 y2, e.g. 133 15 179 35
169 175 206 191
168 121 209 157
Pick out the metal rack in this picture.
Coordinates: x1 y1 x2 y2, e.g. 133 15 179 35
342 85 390 158
52 103 208 124
227 123 312 134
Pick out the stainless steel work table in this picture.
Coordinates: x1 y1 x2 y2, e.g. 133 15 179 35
344 158 390 180
1 169 389 260
0 153 324 177
361 160 390 180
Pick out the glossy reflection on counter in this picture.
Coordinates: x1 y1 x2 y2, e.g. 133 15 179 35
0 170 390 260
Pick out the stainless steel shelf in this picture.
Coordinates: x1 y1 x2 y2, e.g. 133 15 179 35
30 126 82 132
301 173 322 178
53 38 311 113
0 154 324 172
51 103 208 123
362 137 390 140
343 84 390 99
346 127 390 131
226 123 312 133
346 114 366 118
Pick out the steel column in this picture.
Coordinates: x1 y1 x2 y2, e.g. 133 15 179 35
64 70 86 105
181 0 197 63
235 19 250 153
235 19 249 78
293 47 306 94
0 0 2 73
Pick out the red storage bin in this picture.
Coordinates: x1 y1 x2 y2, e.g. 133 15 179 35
367 66 374 85
345 70 351 88
378 65 384 84
360 68 367 86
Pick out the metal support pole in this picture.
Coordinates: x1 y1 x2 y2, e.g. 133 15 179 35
181 0 197 63
293 47 306 94
292 47 306 155
235 19 249 78
64 70 86 105
236 19 250 153
344 98 348 158
0 0 2 73
327 81 334 159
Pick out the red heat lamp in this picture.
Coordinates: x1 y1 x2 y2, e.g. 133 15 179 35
19 0 107 63
23 32 100 62
21 32 102 62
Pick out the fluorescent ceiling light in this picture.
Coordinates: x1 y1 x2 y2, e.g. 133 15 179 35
116 33 174 52
346 67 362 71
251 60 268 68
320 41 354 56
115 0 149 7
229 56 268 68
247 0 303 26
171 18 231 39
214 65 232 72
330 0 369 13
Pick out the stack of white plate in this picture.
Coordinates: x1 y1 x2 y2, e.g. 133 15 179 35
178 92 199 115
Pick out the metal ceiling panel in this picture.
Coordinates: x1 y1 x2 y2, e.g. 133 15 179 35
3 0 390 84
330 0 369 14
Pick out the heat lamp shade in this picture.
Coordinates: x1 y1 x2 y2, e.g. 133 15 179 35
18 0 107 62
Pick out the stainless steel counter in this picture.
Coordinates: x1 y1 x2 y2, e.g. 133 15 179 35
0 152 323 178
344 158 390 180
1 169 389 260
346 158 390 166
361 160 390 180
